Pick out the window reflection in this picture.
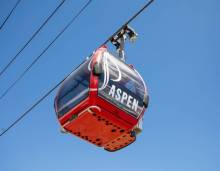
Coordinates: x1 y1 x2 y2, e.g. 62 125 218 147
56 60 90 118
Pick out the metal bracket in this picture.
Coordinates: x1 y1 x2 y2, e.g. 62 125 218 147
110 25 138 61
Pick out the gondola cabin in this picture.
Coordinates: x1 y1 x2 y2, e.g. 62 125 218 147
54 46 149 151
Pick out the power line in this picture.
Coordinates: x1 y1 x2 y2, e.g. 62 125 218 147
0 0 21 30
102 0 154 45
0 76 66 137
0 0 154 137
0 0 66 78
0 0 92 100
0 0 93 137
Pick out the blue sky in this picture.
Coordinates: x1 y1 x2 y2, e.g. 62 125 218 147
0 0 219 170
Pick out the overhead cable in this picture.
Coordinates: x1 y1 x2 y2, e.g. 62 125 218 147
0 0 66 78
0 0 91 100
0 0 22 30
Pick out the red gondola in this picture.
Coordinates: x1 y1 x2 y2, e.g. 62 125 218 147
54 26 149 151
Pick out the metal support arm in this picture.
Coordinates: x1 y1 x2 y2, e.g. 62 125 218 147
110 25 138 62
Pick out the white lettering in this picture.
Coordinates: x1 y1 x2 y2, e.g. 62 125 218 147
132 98 139 112
121 91 128 104
109 85 115 97
126 95 133 108
115 88 122 101
107 84 139 113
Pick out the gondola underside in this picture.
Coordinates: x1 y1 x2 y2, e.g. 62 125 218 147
62 106 136 152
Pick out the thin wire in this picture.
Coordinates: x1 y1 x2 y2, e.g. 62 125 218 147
0 0 66 78
0 0 153 137
0 0 21 30
102 0 154 45
0 0 92 100
0 77 65 137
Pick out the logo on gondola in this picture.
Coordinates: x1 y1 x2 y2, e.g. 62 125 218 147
89 52 139 113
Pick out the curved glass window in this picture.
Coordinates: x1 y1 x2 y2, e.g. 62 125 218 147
56 59 90 118
98 52 146 118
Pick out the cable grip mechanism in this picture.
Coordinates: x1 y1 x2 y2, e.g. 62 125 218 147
110 25 138 62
